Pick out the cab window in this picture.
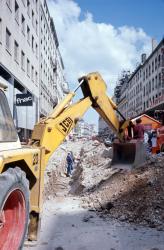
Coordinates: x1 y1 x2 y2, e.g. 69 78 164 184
0 90 18 142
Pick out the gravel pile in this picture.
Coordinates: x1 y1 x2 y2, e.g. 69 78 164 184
82 154 164 230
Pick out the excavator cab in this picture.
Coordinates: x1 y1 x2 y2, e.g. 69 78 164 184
0 84 20 151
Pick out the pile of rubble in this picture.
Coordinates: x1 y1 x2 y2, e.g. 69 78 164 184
70 142 115 194
80 152 164 231
44 140 88 199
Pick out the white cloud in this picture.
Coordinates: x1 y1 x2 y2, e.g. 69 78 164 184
47 0 151 124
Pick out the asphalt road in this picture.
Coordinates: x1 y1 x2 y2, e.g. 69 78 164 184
24 196 164 250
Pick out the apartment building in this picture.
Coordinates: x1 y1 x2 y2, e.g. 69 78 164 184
40 0 68 117
0 0 40 139
0 0 68 139
73 119 97 138
115 38 164 120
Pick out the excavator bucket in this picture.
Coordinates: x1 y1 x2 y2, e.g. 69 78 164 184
111 140 146 170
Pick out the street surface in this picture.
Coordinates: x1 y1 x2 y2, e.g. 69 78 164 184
24 196 164 250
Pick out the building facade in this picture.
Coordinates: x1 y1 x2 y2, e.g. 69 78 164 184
114 38 164 120
0 0 67 140
39 0 68 117
73 119 97 138
0 0 40 139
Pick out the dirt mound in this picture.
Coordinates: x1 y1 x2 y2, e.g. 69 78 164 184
83 155 164 230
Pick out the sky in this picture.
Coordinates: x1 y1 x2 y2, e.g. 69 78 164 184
47 0 164 127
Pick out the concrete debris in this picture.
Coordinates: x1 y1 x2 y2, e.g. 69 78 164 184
44 139 164 231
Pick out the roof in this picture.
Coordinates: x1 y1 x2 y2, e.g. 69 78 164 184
132 114 161 125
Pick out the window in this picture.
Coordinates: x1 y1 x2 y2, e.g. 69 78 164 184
0 19 2 43
21 50 25 70
35 43 38 57
35 71 38 85
35 20 38 35
32 35 34 51
14 40 19 62
21 15 25 34
6 0 12 10
152 78 154 91
148 65 151 76
31 65 34 81
32 10 34 26
143 86 145 96
146 68 148 78
143 71 145 81
155 57 157 70
155 75 157 88
152 61 154 73
36 0 38 12
27 0 30 16
149 81 151 92
6 28 11 52
15 1 19 24
27 58 30 76
0 90 18 142
158 55 161 67
159 73 161 87
27 25 30 43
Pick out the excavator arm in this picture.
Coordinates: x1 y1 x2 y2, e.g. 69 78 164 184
31 72 130 166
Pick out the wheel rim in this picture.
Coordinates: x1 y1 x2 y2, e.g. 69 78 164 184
0 189 26 250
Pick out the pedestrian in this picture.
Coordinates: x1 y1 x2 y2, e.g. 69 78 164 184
66 152 73 177
151 130 157 154
147 131 153 153
133 118 145 140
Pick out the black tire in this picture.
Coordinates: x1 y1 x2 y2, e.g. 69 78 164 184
0 167 29 250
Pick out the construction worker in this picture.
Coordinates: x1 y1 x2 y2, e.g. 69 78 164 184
133 118 145 140
66 152 73 177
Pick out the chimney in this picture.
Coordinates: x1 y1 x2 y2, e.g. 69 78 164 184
152 38 157 51
141 53 146 64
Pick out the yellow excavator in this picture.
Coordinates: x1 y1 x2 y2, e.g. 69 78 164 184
0 72 146 249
